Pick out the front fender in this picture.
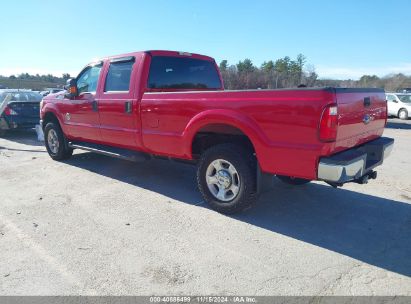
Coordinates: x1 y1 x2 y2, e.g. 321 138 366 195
41 103 65 131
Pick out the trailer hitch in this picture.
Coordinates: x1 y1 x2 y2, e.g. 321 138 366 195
355 170 377 184
325 170 377 188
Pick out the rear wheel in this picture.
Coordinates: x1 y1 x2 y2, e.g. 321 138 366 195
44 122 73 160
197 143 258 214
398 109 408 120
277 175 311 185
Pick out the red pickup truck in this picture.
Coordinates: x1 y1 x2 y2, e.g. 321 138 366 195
40 50 394 214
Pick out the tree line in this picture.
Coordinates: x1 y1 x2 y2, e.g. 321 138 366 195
1 58 410 92
0 73 70 90
219 54 318 89
219 55 411 92
316 74 411 92
6 73 71 84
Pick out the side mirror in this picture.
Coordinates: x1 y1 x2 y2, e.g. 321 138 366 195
64 79 78 99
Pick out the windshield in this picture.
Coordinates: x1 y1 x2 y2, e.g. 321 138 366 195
398 94 411 103
0 91 43 103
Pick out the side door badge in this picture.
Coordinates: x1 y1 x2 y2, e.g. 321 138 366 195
363 114 375 124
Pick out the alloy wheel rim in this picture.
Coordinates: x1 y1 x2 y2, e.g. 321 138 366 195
205 159 240 202
400 111 407 119
47 129 59 154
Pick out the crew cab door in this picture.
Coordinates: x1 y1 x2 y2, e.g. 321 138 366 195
61 62 103 142
98 56 140 149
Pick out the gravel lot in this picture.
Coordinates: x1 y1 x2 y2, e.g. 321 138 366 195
1 118 411 296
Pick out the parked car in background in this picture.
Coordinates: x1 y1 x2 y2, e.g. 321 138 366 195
40 88 64 96
0 90 43 136
398 88 411 94
386 92 411 120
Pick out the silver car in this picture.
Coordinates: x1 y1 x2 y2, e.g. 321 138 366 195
386 93 411 120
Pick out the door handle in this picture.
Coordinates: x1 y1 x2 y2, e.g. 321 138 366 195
364 97 371 107
125 101 132 114
91 100 98 112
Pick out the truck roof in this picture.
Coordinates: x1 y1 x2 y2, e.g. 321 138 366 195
98 50 215 62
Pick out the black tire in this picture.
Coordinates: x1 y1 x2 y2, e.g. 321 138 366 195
197 143 258 214
44 122 73 160
277 175 311 185
398 109 408 120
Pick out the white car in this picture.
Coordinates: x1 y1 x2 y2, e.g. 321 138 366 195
386 93 411 120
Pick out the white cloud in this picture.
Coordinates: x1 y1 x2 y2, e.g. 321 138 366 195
316 63 411 80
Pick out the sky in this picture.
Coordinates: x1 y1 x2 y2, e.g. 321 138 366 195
1 0 410 80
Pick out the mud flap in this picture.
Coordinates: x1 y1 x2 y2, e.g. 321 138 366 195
257 163 274 194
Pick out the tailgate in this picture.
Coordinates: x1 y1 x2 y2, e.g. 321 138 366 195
335 88 386 150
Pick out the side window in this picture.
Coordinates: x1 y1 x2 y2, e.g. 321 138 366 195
386 95 396 102
77 64 102 94
104 60 134 92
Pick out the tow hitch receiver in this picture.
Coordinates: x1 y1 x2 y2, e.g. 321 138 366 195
355 170 377 185
325 170 378 188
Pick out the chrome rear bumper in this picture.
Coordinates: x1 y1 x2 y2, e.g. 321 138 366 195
318 137 394 183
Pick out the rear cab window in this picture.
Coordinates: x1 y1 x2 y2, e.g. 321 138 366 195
104 57 134 92
100 56 136 101
148 56 222 90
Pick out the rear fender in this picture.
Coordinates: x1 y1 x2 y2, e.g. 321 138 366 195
182 109 270 162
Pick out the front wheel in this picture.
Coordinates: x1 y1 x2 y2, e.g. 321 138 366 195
398 109 409 120
44 122 73 160
197 143 258 214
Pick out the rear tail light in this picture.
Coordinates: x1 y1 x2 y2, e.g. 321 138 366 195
4 106 18 116
319 104 338 142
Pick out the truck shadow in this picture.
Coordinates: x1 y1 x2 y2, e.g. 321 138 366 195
386 120 411 129
64 152 411 278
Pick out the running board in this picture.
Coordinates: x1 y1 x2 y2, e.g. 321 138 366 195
68 141 150 162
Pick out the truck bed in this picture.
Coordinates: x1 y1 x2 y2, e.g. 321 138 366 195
140 87 387 180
